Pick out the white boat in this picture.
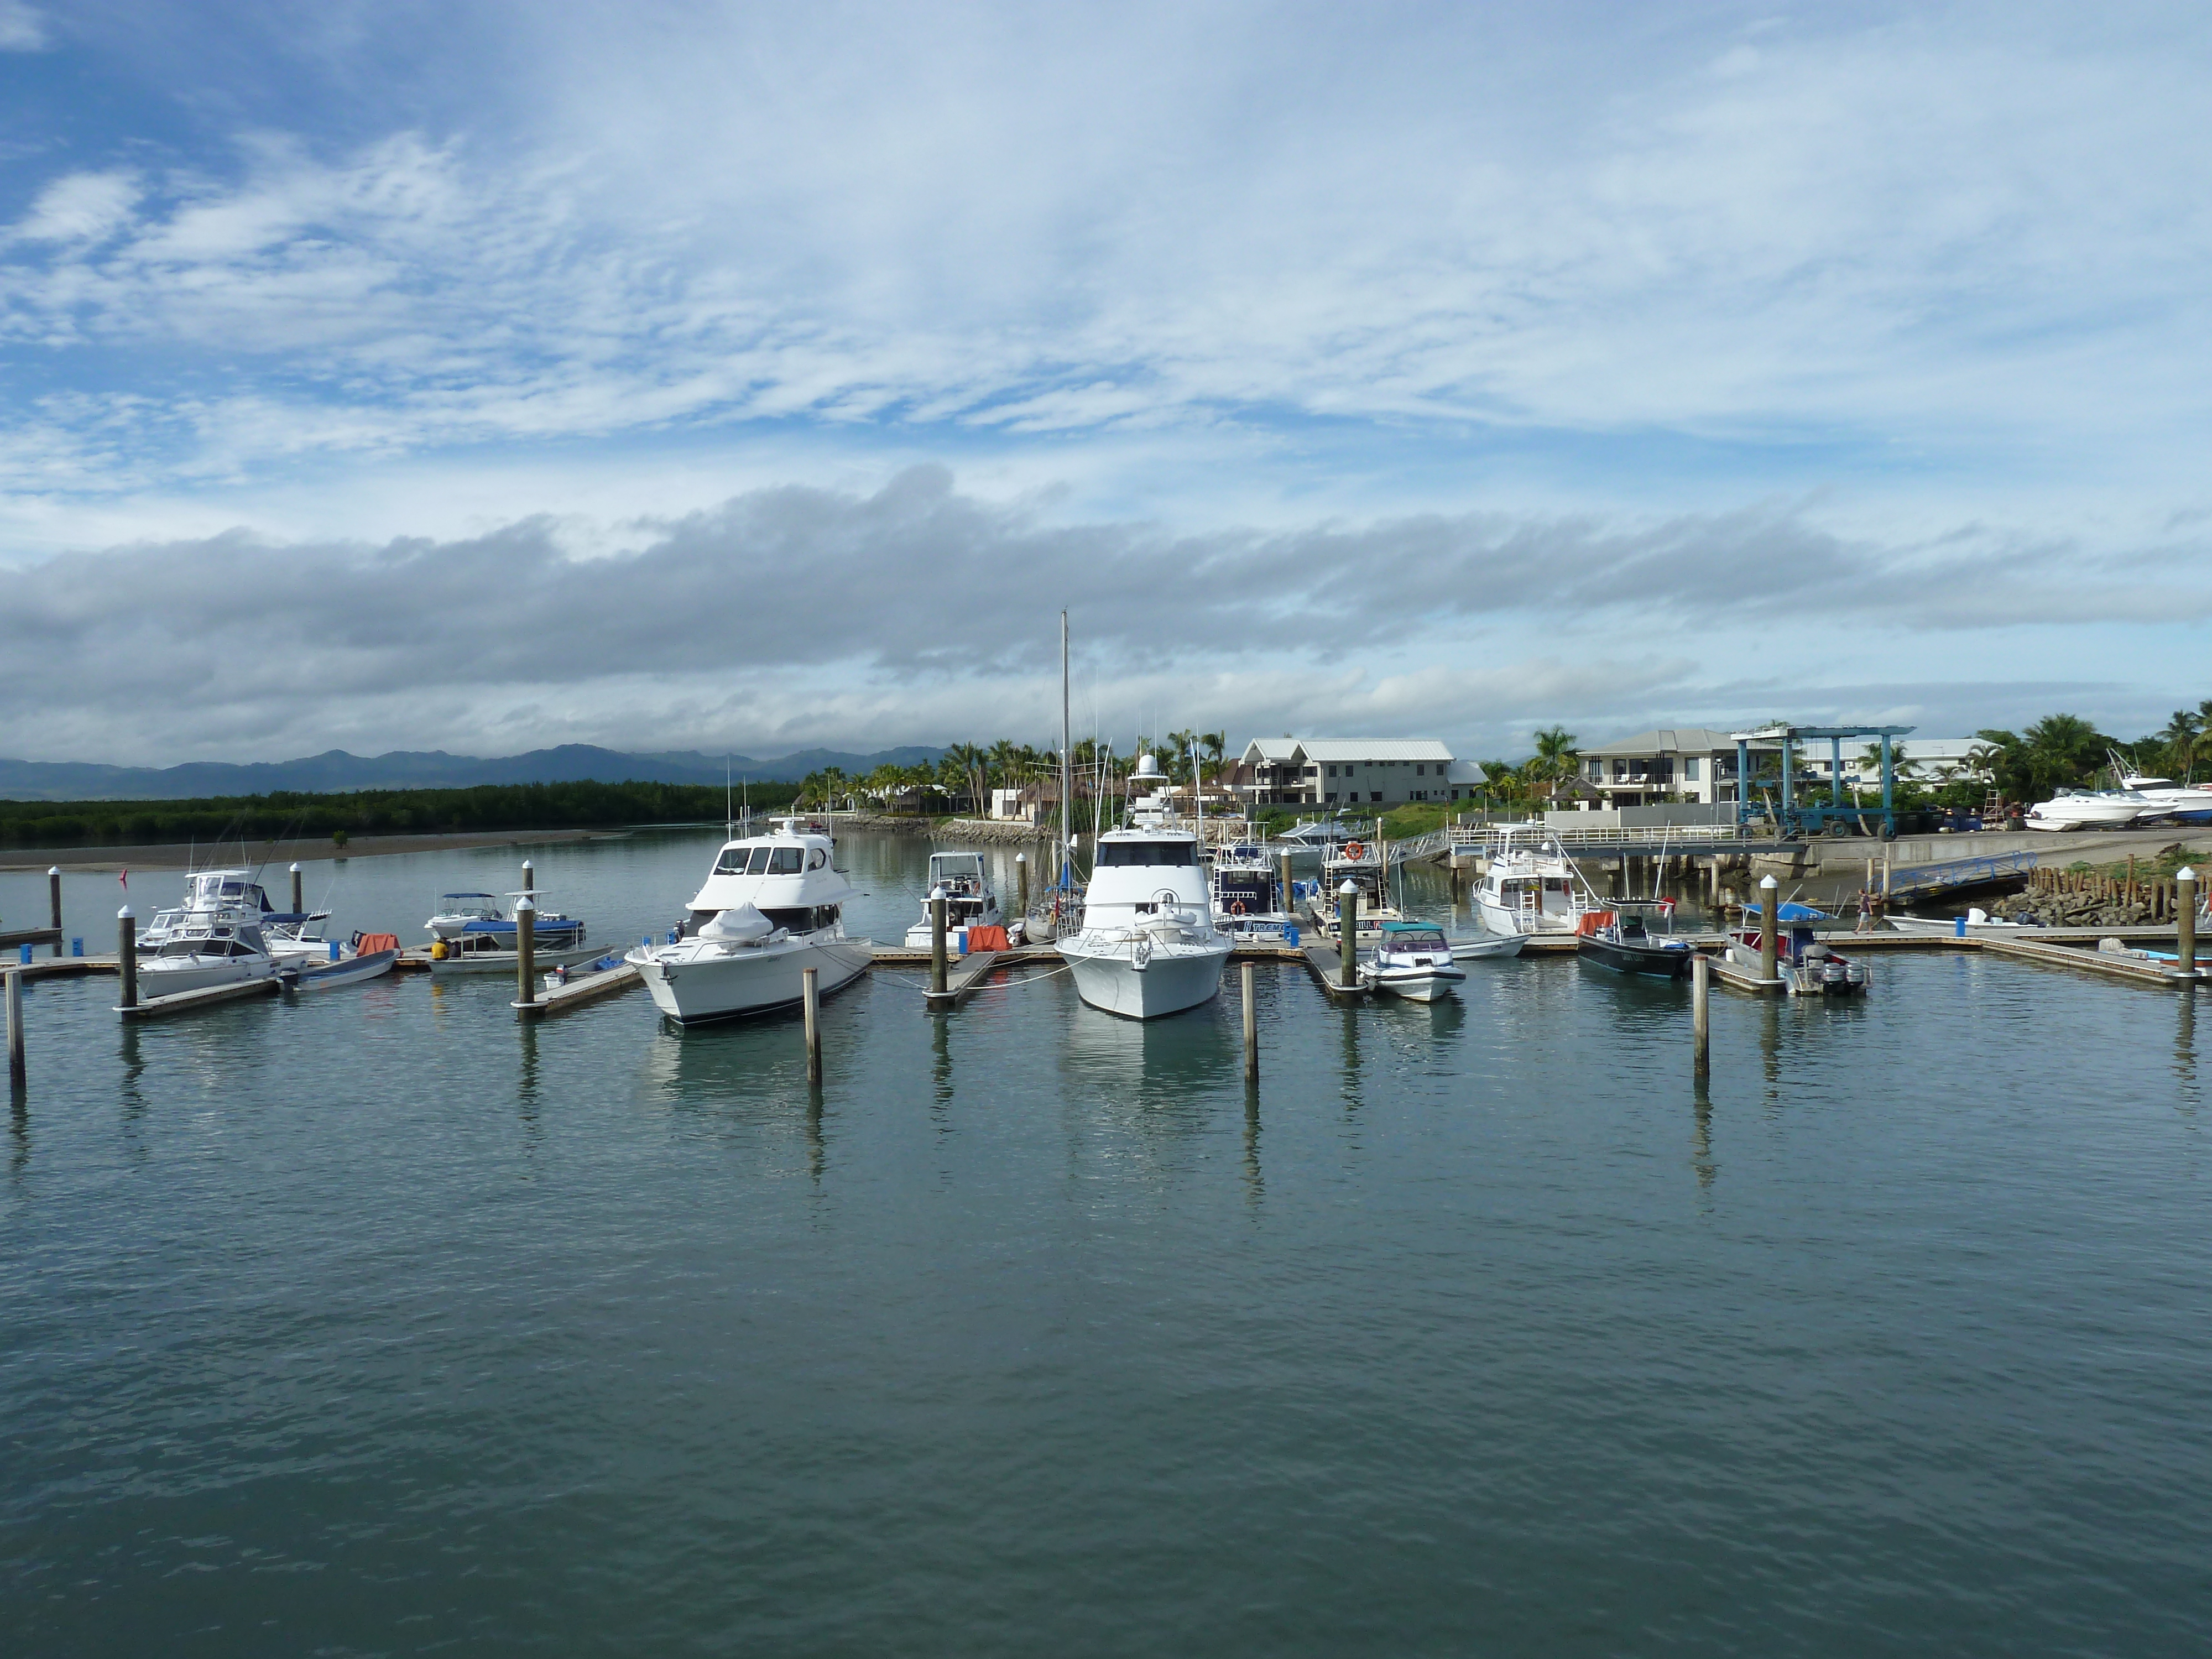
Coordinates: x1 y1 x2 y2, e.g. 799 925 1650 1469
1885 907 2030 936
1303 837 1405 944
137 868 278 948
903 851 1003 948
629 818 872 1024
1474 826 1603 937
1448 933 1527 961
1210 841 1296 940
2115 770 2212 825
1058 761 1232 1020
2023 789 2157 831
137 870 281 998
263 912 401 988
1359 921 1468 1000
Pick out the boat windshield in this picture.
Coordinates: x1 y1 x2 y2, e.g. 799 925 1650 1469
1097 841 1197 867
1386 927 1447 949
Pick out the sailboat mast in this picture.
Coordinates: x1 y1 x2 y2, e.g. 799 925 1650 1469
1060 609 1072 888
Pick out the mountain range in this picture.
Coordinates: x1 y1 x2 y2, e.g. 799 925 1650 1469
0 745 947 802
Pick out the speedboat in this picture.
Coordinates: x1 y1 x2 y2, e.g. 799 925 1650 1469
427 897 591 973
629 818 871 1024
426 892 508 941
1475 826 1603 937
1576 899 1695 979
2023 789 2156 831
904 851 1004 948
2115 770 2212 825
1360 921 1468 1000
1885 906 2028 937
1734 901 1871 994
1448 933 1526 961
1058 763 1232 1020
264 912 402 988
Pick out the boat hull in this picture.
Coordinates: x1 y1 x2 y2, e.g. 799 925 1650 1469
1474 896 1581 937
634 936 873 1024
1366 964 1466 1001
1449 934 1526 961
428 942 603 975
1577 937 1694 978
1061 940 1230 1020
138 957 276 998
283 948 399 990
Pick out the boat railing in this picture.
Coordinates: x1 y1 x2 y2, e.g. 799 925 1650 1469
1448 822 1751 850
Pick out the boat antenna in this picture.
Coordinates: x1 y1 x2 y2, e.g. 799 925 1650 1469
1060 608 1072 892
726 754 733 840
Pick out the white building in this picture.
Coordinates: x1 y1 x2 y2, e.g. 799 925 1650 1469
1578 729 1742 807
1232 738 1459 807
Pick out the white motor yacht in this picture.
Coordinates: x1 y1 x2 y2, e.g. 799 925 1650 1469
1058 761 1232 1020
1474 827 1603 937
137 870 280 998
629 818 872 1024
1359 921 1467 1001
1307 837 1404 945
904 851 1004 948
2114 771 2212 825
2023 789 2157 831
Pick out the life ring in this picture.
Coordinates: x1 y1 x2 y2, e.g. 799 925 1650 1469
1342 841 1366 861
1230 900 1247 915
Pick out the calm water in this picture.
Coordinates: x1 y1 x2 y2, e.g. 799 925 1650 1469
3 834 2208 1655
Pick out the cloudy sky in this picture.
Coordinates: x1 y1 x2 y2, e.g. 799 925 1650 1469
2 1 2208 766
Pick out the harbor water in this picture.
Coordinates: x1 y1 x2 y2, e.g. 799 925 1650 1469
3 833 2209 1653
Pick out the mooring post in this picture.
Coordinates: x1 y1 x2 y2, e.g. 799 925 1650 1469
515 896 537 1012
1242 962 1259 1083
1015 852 1029 920
6 967 23 1090
289 862 303 915
1882 844 1893 896
930 888 948 998
1281 849 1297 915
117 906 138 1010
521 859 535 901
803 966 822 1084
48 867 62 958
1692 953 1711 1076
2179 868 2198 979
1759 874 1780 984
1338 879 1359 990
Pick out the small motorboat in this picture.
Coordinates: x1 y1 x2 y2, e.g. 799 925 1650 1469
1884 906 2028 937
1359 921 1468 1000
427 893 592 974
267 917 402 990
1576 899 1695 978
1448 932 1526 961
1732 901 1871 995
904 851 1003 948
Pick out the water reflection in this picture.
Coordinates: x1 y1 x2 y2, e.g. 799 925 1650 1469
2178 993 2198 1112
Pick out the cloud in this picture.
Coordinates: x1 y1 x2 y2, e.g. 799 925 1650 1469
0 1 44 51
8 170 139 244
1 469 2204 764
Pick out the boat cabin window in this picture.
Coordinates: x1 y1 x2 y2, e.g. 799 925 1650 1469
758 905 838 933
712 847 752 874
768 847 803 875
1097 841 1196 867
807 848 827 870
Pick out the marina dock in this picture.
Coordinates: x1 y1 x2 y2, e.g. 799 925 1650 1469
515 960 642 1019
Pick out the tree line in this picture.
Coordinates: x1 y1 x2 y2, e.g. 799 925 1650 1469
0 779 801 848
796 731 1227 812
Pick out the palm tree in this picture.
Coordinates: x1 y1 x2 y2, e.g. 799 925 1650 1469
1202 731 1226 769
2021 712 2109 793
1529 726 1578 784
2158 709 2202 782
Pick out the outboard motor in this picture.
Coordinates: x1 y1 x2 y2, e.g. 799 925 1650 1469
1822 958 1849 992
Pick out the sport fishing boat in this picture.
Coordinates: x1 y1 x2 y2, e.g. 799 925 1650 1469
1359 921 1468 1001
629 818 871 1024
1210 842 1295 940
2112 767 2212 825
1576 899 1696 979
136 868 279 948
1307 837 1402 946
1475 826 1603 937
136 870 281 998
1058 761 1233 1020
903 851 1004 948
1733 900 1871 995
2022 789 2156 831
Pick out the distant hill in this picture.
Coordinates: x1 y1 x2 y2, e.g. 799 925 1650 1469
0 744 947 801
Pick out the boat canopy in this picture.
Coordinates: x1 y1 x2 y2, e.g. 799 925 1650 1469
1742 901 1830 921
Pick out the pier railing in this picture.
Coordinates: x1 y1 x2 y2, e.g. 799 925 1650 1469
1884 849 2038 899
1444 824 1753 852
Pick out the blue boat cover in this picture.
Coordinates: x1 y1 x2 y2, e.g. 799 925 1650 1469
1741 901 1830 921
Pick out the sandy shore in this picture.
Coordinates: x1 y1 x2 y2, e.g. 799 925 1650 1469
0 826 640 873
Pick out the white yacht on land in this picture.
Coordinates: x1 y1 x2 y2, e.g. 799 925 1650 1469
904 851 1004 948
629 819 871 1025
1057 757 1233 1020
1474 827 1603 937
2022 789 2156 831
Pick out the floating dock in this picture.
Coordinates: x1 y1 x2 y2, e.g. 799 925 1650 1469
514 961 642 1019
119 977 283 1020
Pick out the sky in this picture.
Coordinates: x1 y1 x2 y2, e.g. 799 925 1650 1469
2 0 2208 766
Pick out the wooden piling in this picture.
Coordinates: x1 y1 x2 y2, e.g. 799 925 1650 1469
1692 953 1710 1077
2180 868 2198 978
1759 874 1779 984
930 891 949 998
1338 881 1359 990
803 966 822 1084
48 867 61 959
1015 852 1029 919
118 906 138 1009
515 898 537 1012
1241 962 1259 1084
1281 849 1297 915
6 967 23 1089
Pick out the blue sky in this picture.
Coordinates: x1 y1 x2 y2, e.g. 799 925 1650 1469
2 1 2208 765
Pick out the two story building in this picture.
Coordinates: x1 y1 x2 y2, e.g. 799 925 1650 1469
1578 728 1743 808
1232 738 1460 808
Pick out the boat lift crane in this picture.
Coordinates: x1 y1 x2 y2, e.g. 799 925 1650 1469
1731 723 1916 839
